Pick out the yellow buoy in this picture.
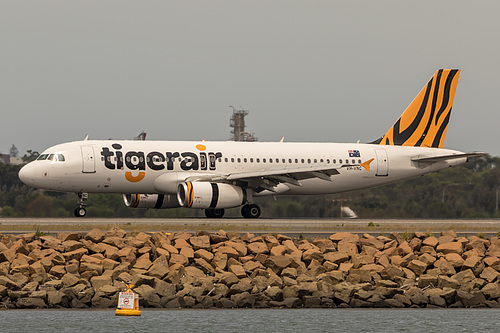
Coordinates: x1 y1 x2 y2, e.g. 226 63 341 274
115 283 141 316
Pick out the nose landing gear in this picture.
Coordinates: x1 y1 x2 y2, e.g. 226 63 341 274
74 192 88 217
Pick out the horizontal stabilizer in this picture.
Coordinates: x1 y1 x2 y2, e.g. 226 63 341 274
411 152 487 163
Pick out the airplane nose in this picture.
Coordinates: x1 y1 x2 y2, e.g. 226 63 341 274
18 163 38 186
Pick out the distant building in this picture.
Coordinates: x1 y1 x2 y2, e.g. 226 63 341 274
0 145 24 165
0 153 10 164
229 106 258 142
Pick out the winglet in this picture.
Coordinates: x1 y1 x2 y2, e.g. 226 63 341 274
360 158 374 172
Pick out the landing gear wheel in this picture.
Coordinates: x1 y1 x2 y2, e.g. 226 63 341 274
74 207 87 217
241 204 261 218
205 208 225 218
74 192 88 218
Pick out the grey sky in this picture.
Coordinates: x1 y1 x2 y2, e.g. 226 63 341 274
1 1 499 157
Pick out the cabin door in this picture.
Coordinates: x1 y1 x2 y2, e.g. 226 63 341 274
81 146 96 173
374 149 388 176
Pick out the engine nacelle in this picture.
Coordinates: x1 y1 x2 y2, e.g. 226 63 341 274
177 181 248 209
123 194 180 209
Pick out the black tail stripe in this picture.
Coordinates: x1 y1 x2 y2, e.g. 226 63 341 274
432 110 452 148
415 70 442 146
435 69 458 125
209 183 219 209
392 77 434 145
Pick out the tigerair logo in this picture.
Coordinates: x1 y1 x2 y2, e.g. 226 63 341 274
100 143 222 183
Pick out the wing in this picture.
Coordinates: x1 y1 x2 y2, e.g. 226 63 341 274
186 159 374 193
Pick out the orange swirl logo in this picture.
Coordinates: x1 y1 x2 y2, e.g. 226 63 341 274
125 171 145 183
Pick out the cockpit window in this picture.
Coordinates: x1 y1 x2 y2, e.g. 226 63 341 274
37 153 65 162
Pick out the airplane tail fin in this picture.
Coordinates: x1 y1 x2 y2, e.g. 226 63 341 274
372 69 460 148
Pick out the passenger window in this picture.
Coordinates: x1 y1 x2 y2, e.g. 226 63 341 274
231 158 235 163
301 159 304 163
269 159 273 163
288 159 292 163
340 159 343 164
250 158 253 163
352 159 355 164
327 159 330 163
256 158 260 163
314 159 317 163
358 159 362 164
333 159 336 164
225 158 228 162
307 159 311 164
237 158 241 163
263 158 266 163
295 159 298 163
244 158 247 163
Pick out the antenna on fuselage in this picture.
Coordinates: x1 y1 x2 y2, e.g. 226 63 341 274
134 131 147 141
83 135 89 141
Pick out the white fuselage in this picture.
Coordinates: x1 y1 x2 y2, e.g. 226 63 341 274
18 140 466 196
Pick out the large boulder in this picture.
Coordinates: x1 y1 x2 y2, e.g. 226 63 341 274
17 297 47 309
436 242 463 255
90 275 112 291
147 255 169 279
231 292 255 308
323 251 350 265
407 259 427 276
247 242 269 255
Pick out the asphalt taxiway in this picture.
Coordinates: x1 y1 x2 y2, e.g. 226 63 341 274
0 218 499 237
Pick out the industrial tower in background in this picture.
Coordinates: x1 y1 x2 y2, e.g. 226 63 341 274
229 106 258 142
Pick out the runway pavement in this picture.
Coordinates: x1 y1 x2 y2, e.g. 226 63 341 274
1 217 499 237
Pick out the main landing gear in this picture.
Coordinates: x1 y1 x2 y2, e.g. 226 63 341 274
241 204 261 218
205 208 225 218
204 204 261 219
74 192 88 217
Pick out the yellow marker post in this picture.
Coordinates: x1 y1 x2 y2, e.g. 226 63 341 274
115 283 141 316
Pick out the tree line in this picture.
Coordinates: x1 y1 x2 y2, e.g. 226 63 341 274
1 155 499 218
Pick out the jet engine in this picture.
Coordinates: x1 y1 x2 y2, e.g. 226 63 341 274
123 194 180 209
177 181 248 209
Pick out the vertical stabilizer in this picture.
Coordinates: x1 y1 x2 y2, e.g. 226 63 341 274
374 69 460 148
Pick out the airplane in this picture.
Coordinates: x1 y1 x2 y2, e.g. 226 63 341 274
18 69 484 218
